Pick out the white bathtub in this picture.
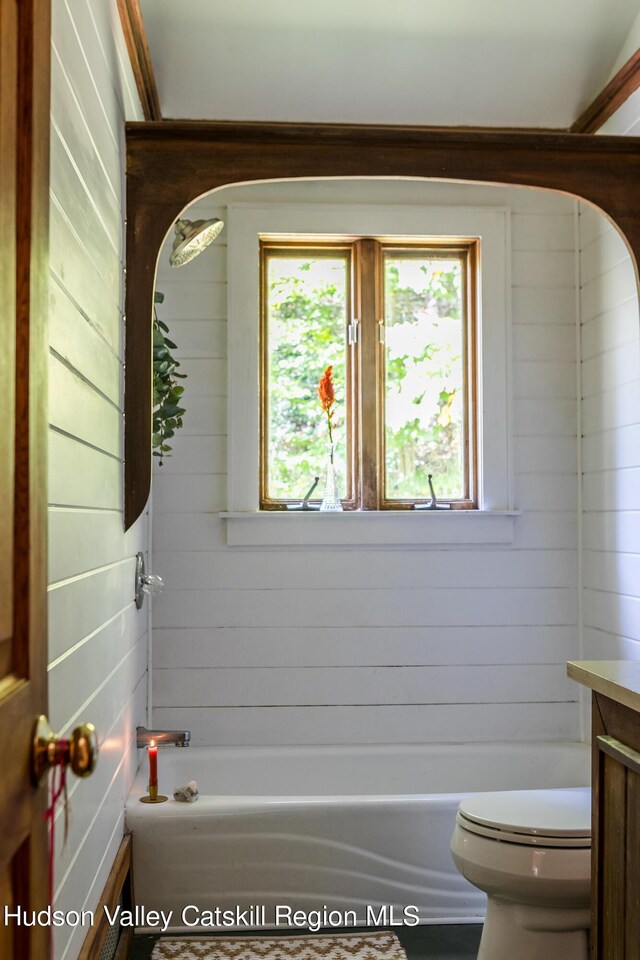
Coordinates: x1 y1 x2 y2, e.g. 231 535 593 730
125 741 590 934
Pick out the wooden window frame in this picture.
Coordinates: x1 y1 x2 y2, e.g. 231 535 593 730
260 236 479 511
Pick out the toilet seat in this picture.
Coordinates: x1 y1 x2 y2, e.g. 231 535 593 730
457 787 591 848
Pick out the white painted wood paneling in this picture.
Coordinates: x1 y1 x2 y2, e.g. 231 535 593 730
580 224 630 280
154 548 577 591
153 474 227 514
50 124 120 284
153 703 580 747
513 436 579 474
583 551 640 598
581 258 639 320
156 436 227 474
513 398 577 436
582 380 640 434
48 432 121 510
49 354 121 457
581 297 639 361
48 604 147 729
513 513 578 549
48 561 134 663
514 474 578 511
510 286 578 325
152 586 577 630
583 467 640 513
579 89 640 691
49 280 121 403
152 180 581 747
154 664 575 708
512 250 576 289
158 279 227 320
511 213 575 251
582 626 640 661
179 396 227 437
582 425 640 474
513 324 577 362
512 361 578 399
48 509 148 584
582 342 640 396
167 319 227 360
53 665 146 897
583 590 640 644
153 624 578 669
48 3 144 959
174 357 227 396
49 198 121 345
50 55 121 232
583 510 640 554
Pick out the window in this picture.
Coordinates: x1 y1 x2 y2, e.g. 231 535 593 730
260 238 478 509
227 201 512 540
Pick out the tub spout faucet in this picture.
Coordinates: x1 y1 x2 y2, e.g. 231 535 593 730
136 726 191 748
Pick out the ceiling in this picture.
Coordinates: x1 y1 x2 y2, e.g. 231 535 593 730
140 0 640 128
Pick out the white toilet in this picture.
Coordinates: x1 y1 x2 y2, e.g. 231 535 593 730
450 787 591 960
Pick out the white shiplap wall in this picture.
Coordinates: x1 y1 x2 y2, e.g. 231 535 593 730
579 99 640 661
152 179 581 747
48 3 145 959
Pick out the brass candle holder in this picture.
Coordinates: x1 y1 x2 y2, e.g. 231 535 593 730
140 740 168 802
140 783 168 803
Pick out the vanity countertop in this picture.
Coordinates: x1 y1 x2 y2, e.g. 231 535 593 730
567 660 640 713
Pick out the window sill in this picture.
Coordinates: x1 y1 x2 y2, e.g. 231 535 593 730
220 510 521 547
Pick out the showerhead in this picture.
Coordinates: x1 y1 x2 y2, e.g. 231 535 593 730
169 217 224 268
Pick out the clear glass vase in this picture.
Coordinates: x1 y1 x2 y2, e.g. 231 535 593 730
320 444 343 512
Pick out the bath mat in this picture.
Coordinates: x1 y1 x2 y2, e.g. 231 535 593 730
151 930 408 960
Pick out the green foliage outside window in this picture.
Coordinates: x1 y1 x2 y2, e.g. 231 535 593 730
266 257 347 499
384 257 464 499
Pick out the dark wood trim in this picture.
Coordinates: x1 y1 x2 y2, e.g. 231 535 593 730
124 120 640 529
592 693 640 959
77 835 133 960
116 0 161 121
571 48 640 134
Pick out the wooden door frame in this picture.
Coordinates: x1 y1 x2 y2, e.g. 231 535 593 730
123 121 640 530
1 0 51 956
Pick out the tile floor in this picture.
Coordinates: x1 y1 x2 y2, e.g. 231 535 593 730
128 924 483 960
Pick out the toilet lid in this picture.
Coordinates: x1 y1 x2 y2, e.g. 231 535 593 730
457 787 591 848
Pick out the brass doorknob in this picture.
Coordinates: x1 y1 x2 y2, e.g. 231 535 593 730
31 715 98 786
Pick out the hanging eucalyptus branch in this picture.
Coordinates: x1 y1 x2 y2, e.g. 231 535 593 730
153 291 186 465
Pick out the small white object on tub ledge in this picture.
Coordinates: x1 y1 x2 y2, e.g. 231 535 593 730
173 779 199 802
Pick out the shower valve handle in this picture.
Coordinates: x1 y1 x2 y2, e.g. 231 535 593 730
141 573 164 596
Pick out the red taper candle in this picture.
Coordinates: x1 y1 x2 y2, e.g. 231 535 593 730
148 739 158 788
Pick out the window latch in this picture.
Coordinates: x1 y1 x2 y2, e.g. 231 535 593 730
378 320 385 343
347 319 359 345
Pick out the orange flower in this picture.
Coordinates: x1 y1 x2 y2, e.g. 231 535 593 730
318 365 335 414
318 365 337 445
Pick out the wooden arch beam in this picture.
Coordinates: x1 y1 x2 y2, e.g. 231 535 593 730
124 120 640 529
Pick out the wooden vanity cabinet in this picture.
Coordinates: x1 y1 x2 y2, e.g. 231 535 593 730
591 691 640 960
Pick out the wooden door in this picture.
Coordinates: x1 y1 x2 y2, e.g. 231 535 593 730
0 0 51 956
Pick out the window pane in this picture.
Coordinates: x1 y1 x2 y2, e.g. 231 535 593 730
265 253 348 501
383 254 465 500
